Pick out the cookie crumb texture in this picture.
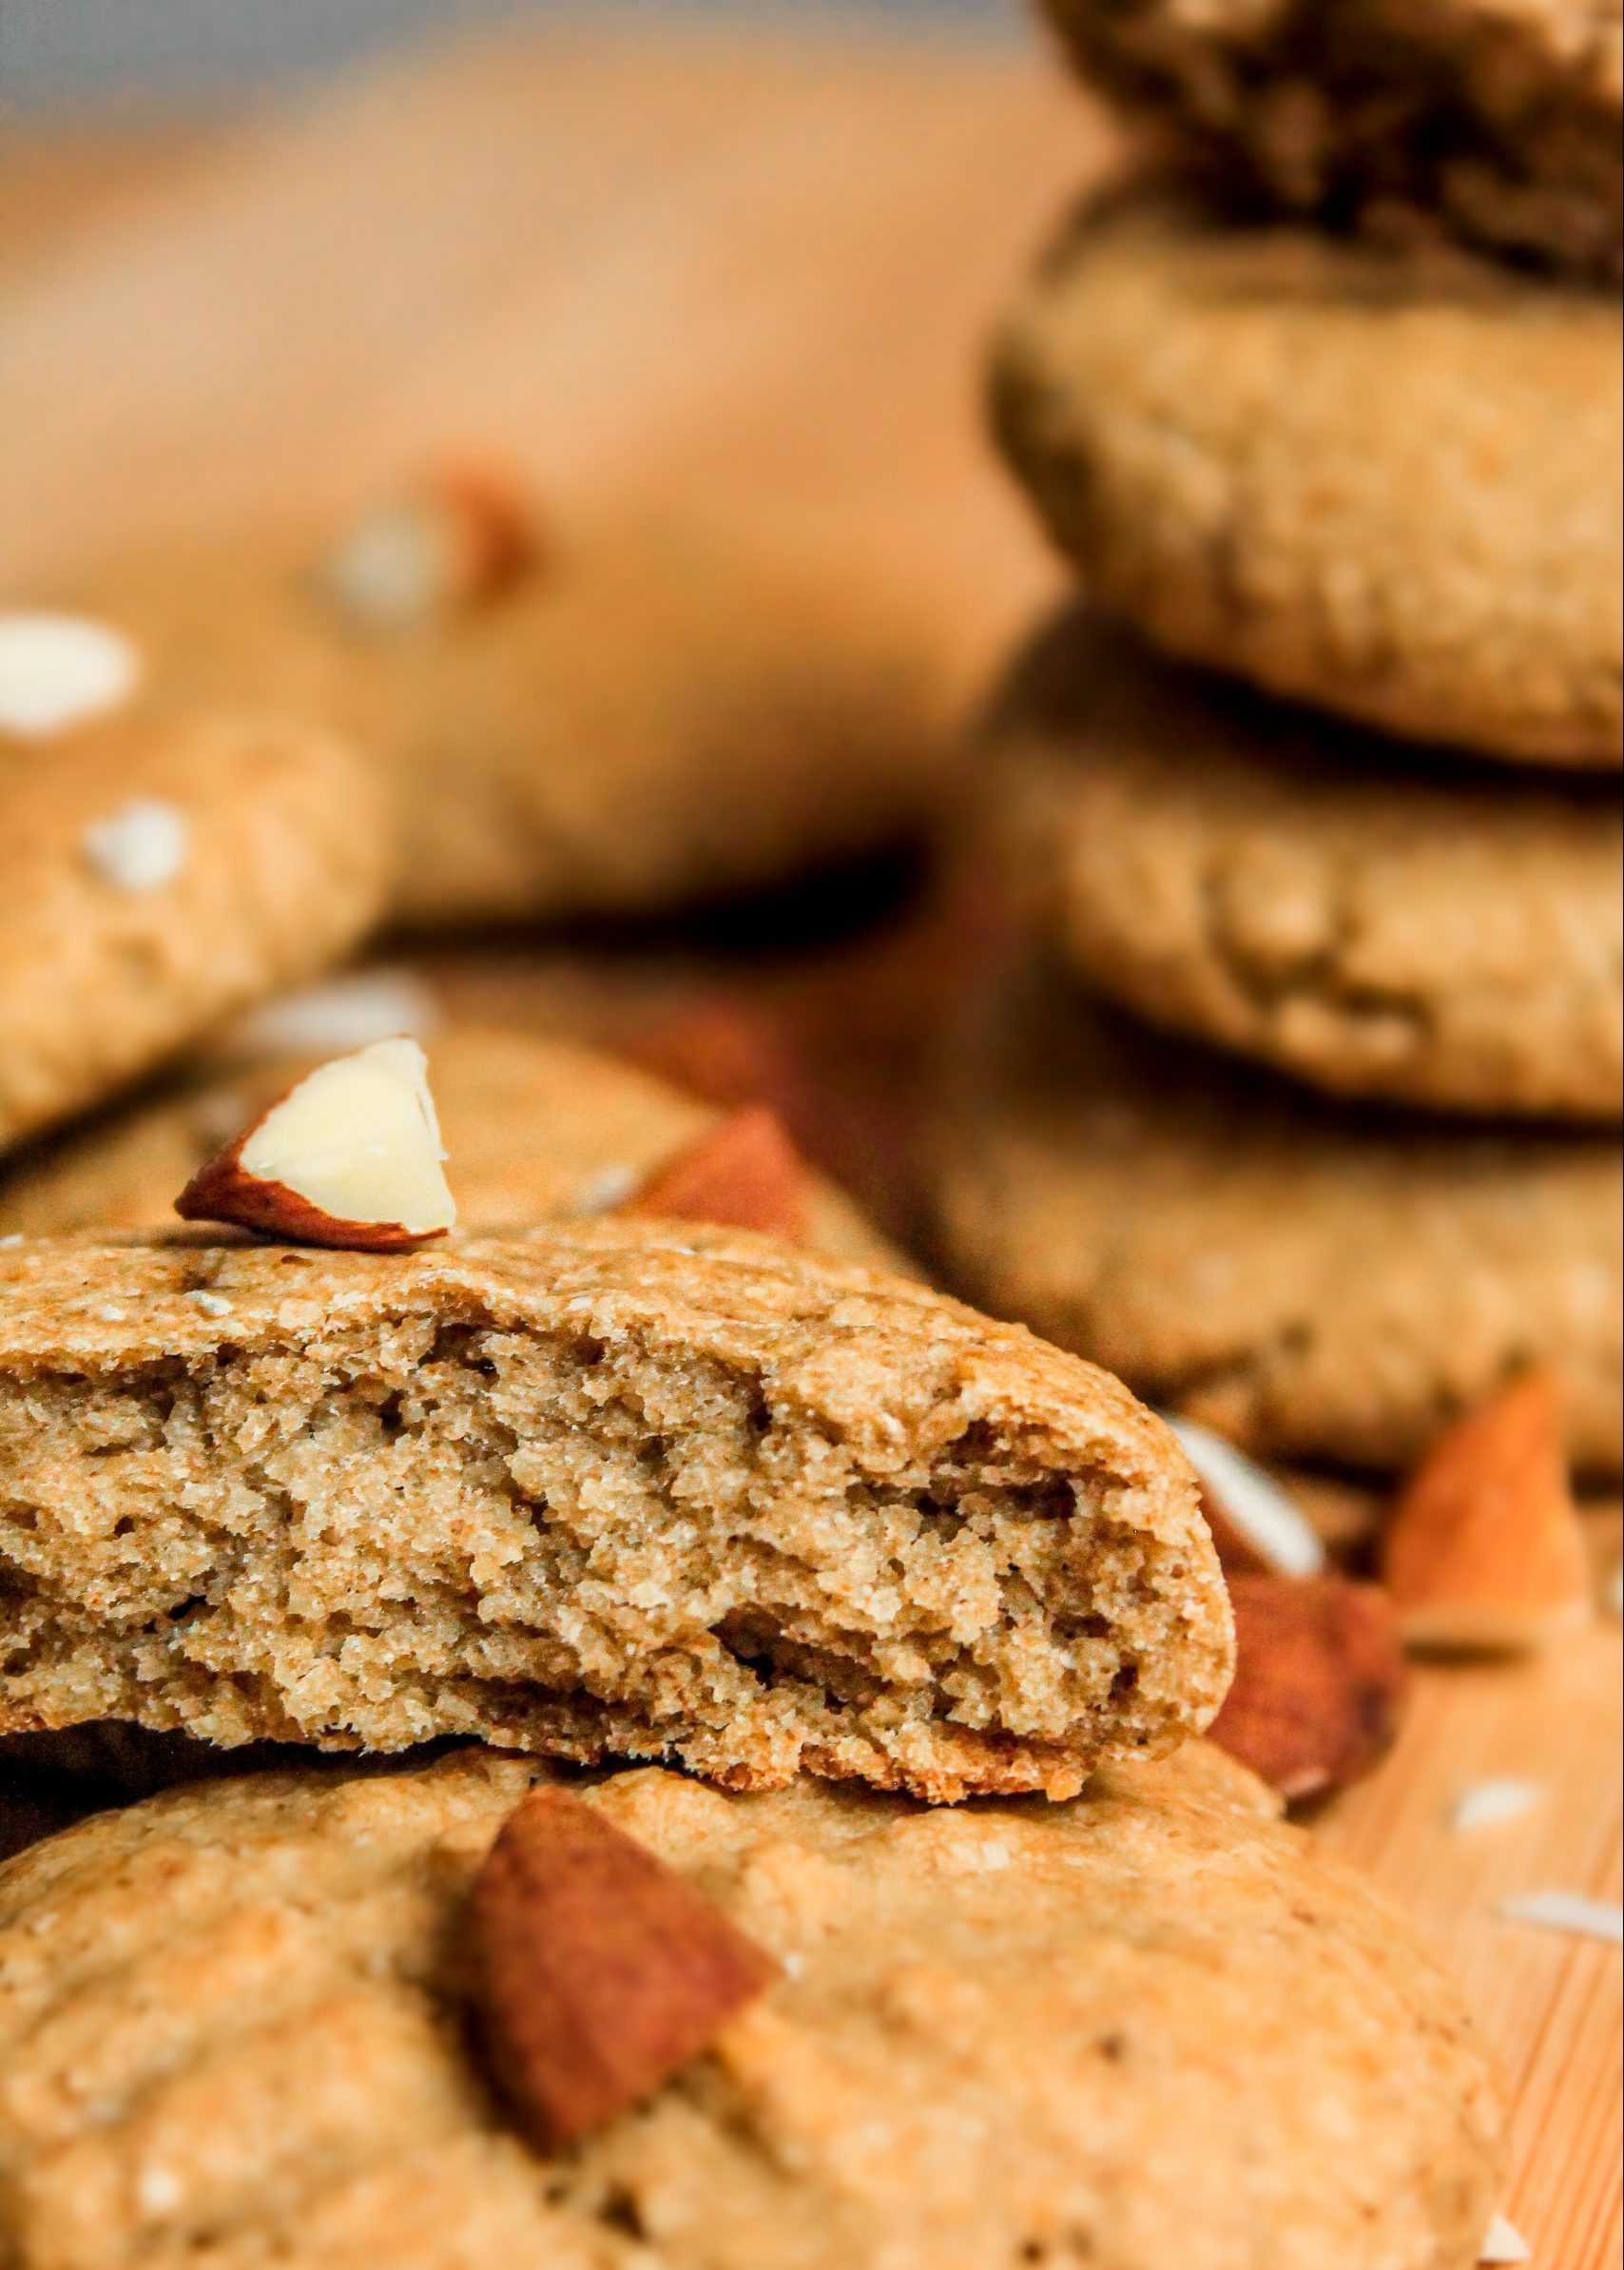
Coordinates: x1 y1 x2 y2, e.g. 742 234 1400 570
0 1223 1230 1802
0 1746 1503 2269
1041 0 1624 280
0 710 388 1152
993 186 1624 766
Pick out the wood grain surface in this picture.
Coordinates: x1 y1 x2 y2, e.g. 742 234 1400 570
3 19 1619 2261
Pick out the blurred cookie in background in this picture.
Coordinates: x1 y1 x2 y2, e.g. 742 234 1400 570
1037 0 1624 280
931 960 1622 1475
414 844 1008 1251
0 623 386 1153
67 478 960 930
993 185 1623 765
984 607 1624 1120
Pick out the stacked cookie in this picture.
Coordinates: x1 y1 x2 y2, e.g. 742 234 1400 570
0 1206 1507 2263
937 0 1624 1475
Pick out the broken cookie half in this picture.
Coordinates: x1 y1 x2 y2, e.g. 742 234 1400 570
0 1220 1231 1802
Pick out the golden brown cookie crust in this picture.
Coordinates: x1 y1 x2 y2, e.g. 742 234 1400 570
0 1220 1232 1801
0 1024 907 1276
987 610 1624 1119
932 961 1623 1473
0 708 387 1154
992 185 1624 766
0 1744 1504 2270
1040 0 1624 278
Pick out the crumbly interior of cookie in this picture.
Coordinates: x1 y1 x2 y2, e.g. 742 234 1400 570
0 1310 1209 1801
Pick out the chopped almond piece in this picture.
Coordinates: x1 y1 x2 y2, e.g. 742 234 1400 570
175 1038 454 1252
622 1106 809 1243
474 1786 777 2147
1165 1416 1327 1580
1383 1373 1591 1653
1210 1576 1409 1805
317 466 540 630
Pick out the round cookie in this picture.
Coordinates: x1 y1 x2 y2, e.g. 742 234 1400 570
932 962 1623 1473
69 494 954 930
1039 0 1624 280
988 609 1624 1119
0 1022 908 1277
0 1746 1504 2268
992 185 1624 766
0 649 387 1154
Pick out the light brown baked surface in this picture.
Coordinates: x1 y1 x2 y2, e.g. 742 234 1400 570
0 708 387 1154
1039 0 1624 278
987 609 1624 1119
71 519 954 929
932 961 1623 1473
0 1743 1504 2270
0 1024 905 1276
0 1220 1230 1801
992 184 1624 766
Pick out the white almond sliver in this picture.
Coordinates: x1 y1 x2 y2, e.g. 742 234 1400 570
1499 1892 1623 1944
0 612 142 736
1452 1781 1545 1834
1164 1414 1326 1578
1480 2213 1531 2263
225 970 439 1060
82 799 188 893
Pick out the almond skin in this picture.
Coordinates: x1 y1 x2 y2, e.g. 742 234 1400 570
421 463 542 604
1382 1372 1591 1653
1199 1497 1275 1580
474 1786 778 2148
622 1106 809 1243
1209 1576 1409 1805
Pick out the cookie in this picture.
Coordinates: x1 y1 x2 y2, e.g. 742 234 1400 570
992 185 1624 766
71 495 953 929
0 643 388 1153
1039 0 1624 279
0 1023 906 1275
988 609 1624 1119
932 961 1623 1472
0 1218 1231 1801
0 1744 1503 2269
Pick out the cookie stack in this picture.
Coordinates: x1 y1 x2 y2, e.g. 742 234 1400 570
0 1209 1508 2262
936 0 1624 1476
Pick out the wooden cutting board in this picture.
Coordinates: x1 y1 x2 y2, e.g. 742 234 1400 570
3 20 1619 2261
